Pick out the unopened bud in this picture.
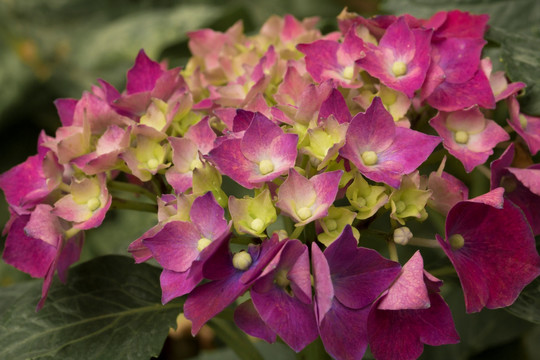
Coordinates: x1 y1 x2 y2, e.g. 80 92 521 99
393 226 413 245
232 251 253 270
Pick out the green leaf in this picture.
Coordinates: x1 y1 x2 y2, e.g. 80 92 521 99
0 255 181 360
487 26 540 115
381 0 540 34
208 317 264 360
506 277 540 324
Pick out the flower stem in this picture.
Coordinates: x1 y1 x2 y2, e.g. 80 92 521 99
110 198 158 213
408 237 441 248
290 225 305 240
108 180 157 202
387 240 399 262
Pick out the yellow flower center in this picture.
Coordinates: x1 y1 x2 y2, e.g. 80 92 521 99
519 114 528 130
232 251 253 270
325 218 338 232
391 61 407 77
147 158 159 170
454 130 469 144
449 234 465 250
275 269 290 288
342 65 355 80
86 197 101 212
361 151 378 166
258 159 275 175
250 218 265 233
197 237 212 252
297 207 312 221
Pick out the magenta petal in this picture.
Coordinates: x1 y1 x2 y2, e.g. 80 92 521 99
378 252 429 310
2 215 56 278
425 68 495 111
252 285 318 352
240 113 283 163
234 300 277 344
319 89 351 124
143 221 200 272
54 98 78 127
160 268 202 304
368 293 459 360
324 226 401 309
297 40 340 83
56 232 84 283
437 196 540 313
343 97 395 153
319 300 370 360
378 127 441 175
185 272 248 335
311 243 334 323
207 138 258 189
0 154 49 211
126 49 164 94
190 192 229 241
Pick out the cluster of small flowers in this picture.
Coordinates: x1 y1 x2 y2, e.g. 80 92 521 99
2 8 540 360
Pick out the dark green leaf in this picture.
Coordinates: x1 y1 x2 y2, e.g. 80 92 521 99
487 26 540 115
506 277 540 324
381 0 540 35
0 255 181 360
208 317 264 360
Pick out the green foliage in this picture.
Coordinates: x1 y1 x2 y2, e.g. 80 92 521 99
507 277 540 324
0 255 181 360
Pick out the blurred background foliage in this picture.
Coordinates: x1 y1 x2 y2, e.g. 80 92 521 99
0 0 540 359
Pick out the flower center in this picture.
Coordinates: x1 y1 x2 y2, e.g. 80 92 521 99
342 65 355 80
355 197 367 208
197 237 212 252
275 269 290 288
86 197 101 212
189 157 202 171
454 130 469 144
147 158 159 170
395 200 406 214
297 207 312 221
250 218 265 233
519 114 528 130
325 218 338 232
232 251 253 270
391 61 407 77
258 159 274 175
361 151 378 166
449 234 465 250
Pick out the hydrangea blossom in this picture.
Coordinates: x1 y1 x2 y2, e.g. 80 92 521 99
1 8 539 360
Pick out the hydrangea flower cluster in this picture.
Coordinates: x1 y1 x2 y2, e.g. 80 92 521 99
2 9 540 360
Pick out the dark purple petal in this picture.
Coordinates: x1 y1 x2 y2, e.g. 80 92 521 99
368 293 459 360
319 299 370 360
438 196 540 312
311 243 334 323
160 268 202 304
234 300 277 344
184 272 248 334
325 226 401 309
